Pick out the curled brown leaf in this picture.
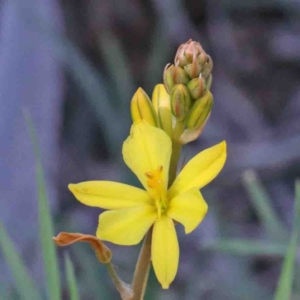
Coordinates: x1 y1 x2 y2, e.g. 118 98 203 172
53 232 112 263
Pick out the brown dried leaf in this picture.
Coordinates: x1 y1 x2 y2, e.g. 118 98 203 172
53 232 112 263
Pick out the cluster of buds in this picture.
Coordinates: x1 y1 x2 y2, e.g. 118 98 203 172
130 39 214 144
164 40 213 143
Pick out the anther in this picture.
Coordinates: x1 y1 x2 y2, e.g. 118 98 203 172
145 172 154 179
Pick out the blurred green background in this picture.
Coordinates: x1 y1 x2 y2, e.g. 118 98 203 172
0 0 300 299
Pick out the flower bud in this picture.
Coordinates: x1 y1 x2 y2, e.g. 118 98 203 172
185 91 213 130
174 39 213 79
206 74 213 91
163 64 189 94
173 66 189 85
175 39 205 67
130 87 158 126
179 92 213 144
187 77 205 100
152 84 171 112
170 84 191 121
201 55 213 79
163 64 175 94
152 84 173 138
183 62 201 78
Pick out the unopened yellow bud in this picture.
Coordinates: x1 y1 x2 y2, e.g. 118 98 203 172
152 84 173 138
187 77 205 100
130 87 158 126
185 91 213 129
152 84 171 112
170 84 191 121
163 64 189 94
163 64 175 94
179 91 213 144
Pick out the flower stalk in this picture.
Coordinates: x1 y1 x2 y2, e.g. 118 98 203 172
131 229 152 300
168 120 185 186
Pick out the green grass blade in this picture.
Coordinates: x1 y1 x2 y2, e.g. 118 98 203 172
0 223 41 300
203 239 287 256
97 30 135 109
65 254 80 300
57 40 127 154
24 111 61 300
145 22 172 90
243 170 286 241
73 246 111 299
145 267 161 300
0 282 9 300
274 180 300 300
14 0 126 154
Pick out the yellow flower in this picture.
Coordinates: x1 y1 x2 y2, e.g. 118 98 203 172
69 121 226 289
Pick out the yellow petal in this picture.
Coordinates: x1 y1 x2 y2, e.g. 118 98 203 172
122 121 172 195
69 181 151 209
97 206 156 245
167 188 208 234
152 215 179 289
168 141 226 198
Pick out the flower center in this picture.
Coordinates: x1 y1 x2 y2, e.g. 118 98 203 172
145 165 168 218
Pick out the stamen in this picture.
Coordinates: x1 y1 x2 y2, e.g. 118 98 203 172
145 172 154 179
145 165 168 217
145 165 164 189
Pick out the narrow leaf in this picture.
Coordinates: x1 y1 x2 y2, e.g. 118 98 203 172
203 239 287 256
14 1 126 154
0 282 9 300
0 223 41 300
274 180 300 300
145 22 172 90
98 30 135 109
243 170 286 241
24 111 61 300
65 254 80 300
57 39 127 154
73 246 111 299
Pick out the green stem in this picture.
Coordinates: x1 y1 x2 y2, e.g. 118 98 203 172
168 140 181 187
130 120 184 300
168 120 184 186
131 229 152 300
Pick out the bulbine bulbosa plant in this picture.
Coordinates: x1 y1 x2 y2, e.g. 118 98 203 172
54 39 227 300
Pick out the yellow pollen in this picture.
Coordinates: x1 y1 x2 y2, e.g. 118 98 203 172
145 165 164 189
145 165 167 218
